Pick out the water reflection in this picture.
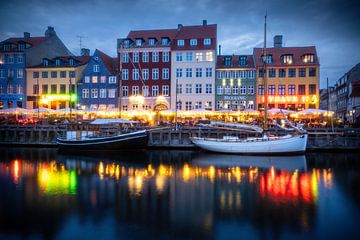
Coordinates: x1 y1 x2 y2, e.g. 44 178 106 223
0 148 358 239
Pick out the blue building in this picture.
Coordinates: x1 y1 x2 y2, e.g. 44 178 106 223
77 49 118 111
0 27 71 109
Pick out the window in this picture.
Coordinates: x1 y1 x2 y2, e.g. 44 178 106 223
8 55 14 64
142 52 149 62
51 71 57 78
278 85 286 95
18 44 25 51
17 69 23 78
133 69 139 80
176 84 182 94
135 39 142 46
82 89 89 98
162 38 169 45
240 71 246 79
196 68 202 77
122 86 128 97
142 86 149 97
225 86 231 95
132 86 139 95
70 71 76 78
186 52 193 61
206 84 212 94
288 68 296 77
206 68 212 77
281 54 293 64
42 71 48 78
185 101 192 110
240 86 246 95
55 59 60 66
91 89 98 98
4 44 10 51
108 89 116 98
195 52 203 61
0 69 4 78
185 84 192 94
299 68 306 77
122 69 128 80
142 69 149 80
302 54 315 63
233 71 238 79
109 76 116 83
162 52 169 62
60 84 66 94
42 84 48 94
162 85 169 96
298 85 306 95
186 68 192 78
309 84 317 94
309 68 317 77
279 69 286 78
122 52 129 63
239 56 247 66
8 69 14 78
224 71 230 79
195 84 202 94
99 89 106 98
33 84 39 94
92 76 98 83
217 101 223 109
84 76 90 83
33 72 40 78
6 85 13 94
232 86 238 95
152 85 159 97
152 52 159 62
190 39 197 46
217 86 223 95
176 101 182 110
269 69 276 78
204 38 211 45
206 51 213 61
176 68 182 78
176 53 182 62
217 71 222 79
60 71 66 78
288 85 296 95
93 65 99 72
51 84 57 94
258 69 264 78
152 68 159 79
248 85 254 95
224 56 232 66
258 85 264 95
248 101 254 109
162 68 169 79
195 101 202 109
269 85 276 95
133 52 139 62
177 39 184 46
17 55 23 63
266 55 273 64
148 38 155 46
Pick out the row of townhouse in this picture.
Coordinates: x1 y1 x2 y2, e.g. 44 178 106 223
0 22 320 112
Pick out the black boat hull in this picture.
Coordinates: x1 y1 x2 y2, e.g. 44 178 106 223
56 131 148 151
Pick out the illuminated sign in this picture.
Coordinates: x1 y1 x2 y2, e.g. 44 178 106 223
260 95 318 104
224 96 247 101
40 94 78 104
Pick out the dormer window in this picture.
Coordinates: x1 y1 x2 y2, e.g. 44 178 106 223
224 56 232 67
55 59 61 66
4 44 10 51
261 55 273 64
161 38 169 45
239 56 247 66
281 54 293 64
18 44 25 51
43 59 49 66
302 54 315 63
124 40 130 48
204 38 211 45
177 39 184 46
93 64 99 72
148 38 156 46
135 39 142 46
69 58 74 66
190 39 197 46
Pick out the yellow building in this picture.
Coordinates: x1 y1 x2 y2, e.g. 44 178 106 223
26 56 89 110
254 36 320 111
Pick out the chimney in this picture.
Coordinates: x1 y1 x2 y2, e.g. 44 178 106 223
274 35 283 48
81 48 90 56
177 24 183 30
218 45 222 55
45 26 56 37
203 20 207 26
24 32 30 38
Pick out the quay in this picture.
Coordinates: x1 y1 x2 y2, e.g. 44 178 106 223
0 125 359 151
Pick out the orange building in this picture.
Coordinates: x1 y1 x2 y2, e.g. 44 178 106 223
254 35 320 111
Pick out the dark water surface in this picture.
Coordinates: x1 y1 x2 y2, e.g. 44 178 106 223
0 148 359 240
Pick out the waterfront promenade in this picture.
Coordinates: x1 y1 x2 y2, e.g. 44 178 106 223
0 124 359 150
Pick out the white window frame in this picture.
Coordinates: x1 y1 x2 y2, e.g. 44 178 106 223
177 39 184 46
152 68 159 80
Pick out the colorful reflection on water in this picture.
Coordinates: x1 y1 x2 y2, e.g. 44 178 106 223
0 149 359 239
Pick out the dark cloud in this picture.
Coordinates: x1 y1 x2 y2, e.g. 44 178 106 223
0 0 359 87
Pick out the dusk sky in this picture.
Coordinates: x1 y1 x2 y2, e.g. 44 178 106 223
1 0 359 88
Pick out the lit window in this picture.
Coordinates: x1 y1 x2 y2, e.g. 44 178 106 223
206 52 213 61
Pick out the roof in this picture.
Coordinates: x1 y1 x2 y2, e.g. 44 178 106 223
174 24 217 39
28 55 90 68
217 55 255 69
0 37 50 52
253 46 319 67
96 49 117 75
127 29 178 41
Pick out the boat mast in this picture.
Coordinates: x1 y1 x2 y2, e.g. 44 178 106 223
263 13 268 131
118 41 123 118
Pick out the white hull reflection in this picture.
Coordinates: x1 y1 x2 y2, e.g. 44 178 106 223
192 154 307 172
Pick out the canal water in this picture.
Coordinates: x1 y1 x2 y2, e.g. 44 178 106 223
0 148 359 240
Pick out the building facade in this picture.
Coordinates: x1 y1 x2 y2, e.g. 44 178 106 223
254 35 320 111
118 29 176 111
170 21 217 111
77 49 118 111
0 27 71 109
26 56 89 110
215 55 256 110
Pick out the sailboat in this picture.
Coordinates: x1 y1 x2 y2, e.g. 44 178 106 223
190 14 308 154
